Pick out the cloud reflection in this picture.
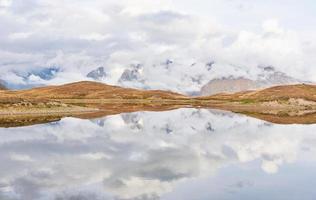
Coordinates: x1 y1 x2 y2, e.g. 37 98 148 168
0 108 315 199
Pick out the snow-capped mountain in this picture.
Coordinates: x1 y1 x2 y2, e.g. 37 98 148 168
32 67 60 80
1 59 309 95
109 61 305 96
86 59 214 93
118 64 145 85
1 67 60 89
14 67 60 81
86 67 107 81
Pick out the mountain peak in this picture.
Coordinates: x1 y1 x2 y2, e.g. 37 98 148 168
86 67 107 80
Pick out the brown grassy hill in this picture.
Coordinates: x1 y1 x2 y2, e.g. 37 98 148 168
241 84 316 101
200 84 316 102
2 82 316 126
0 81 187 100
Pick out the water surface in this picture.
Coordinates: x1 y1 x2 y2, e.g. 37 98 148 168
0 108 316 200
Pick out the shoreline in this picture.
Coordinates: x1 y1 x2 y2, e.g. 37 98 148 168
1 82 316 126
1 97 316 126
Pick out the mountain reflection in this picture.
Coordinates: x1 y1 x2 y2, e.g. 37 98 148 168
0 108 316 200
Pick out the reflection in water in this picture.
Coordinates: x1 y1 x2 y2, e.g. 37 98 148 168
0 108 316 200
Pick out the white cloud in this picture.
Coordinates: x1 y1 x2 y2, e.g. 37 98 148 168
262 161 279 174
262 19 284 34
9 153 33 162
0 0 315 92
80 152 112 160
79 33 111 41
8 32 32 40
0 0 11 7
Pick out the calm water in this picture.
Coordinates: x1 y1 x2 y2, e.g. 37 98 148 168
1 108 316 200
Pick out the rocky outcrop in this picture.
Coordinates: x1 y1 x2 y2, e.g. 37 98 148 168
118 64 144 83
201 77 257 95
86 67 107 80
201 66 302 96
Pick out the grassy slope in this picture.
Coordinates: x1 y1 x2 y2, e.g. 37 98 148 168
7 81 316 102
199 84 316 102
1 81 316 125
4 81 187 100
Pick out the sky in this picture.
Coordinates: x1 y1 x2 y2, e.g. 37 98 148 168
0 0 316 92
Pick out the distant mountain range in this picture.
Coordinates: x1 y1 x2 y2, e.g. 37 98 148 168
13 67 60 81
0 67 60 89
85 64 307 96
1 61 310 96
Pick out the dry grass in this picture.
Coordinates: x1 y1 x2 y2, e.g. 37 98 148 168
1 81 316 126
3 81 187 100
199 84 316 102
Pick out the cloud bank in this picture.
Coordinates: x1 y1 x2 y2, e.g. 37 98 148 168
0 0 316 93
